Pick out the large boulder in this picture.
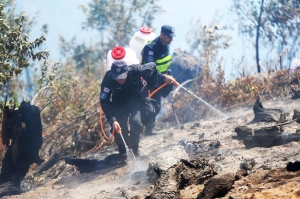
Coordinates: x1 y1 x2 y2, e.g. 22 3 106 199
171 48 201 84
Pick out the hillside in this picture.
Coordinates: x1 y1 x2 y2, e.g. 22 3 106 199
1 95 300 198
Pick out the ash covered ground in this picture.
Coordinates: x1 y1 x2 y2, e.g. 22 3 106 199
3 96 300 199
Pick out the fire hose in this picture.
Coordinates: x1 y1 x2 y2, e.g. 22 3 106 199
99 79 227 141
99 82 174 141
99 109 129 144
99 80 178 141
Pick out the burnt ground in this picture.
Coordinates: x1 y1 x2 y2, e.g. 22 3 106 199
3 96 300 199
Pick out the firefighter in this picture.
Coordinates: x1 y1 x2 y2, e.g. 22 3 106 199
99 60 175 160
141 25 177 136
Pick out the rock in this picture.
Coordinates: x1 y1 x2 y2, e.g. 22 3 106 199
190 122 201 129
291 87 300 100
147 146 189 183
234 126 253 138
286 161 300 171
178 159 215 188
240 158 255 171
149 158 215 199
208 141 220 149
235 169 248 180
170 49 201 84
197 173 235 199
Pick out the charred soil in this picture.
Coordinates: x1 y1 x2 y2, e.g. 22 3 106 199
2 97 300 199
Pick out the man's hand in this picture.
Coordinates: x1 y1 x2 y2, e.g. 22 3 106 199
111 121 122 133
163 74 178 85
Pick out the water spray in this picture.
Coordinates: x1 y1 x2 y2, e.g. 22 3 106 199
175 83 229 119
149 81 229 119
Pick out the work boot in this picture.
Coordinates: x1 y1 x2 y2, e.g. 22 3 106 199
116 153 127 165
132 150 140 158
144 124 153 136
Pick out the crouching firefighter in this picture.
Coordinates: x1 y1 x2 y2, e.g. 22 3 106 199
100 61 175 161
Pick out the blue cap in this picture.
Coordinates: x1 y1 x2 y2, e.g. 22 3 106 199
111 61 128 80
161 25 176 37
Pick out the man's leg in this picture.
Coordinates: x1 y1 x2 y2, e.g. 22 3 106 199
144 122 154 136
114 108 130 156
129 109 143 155
144 94 161 136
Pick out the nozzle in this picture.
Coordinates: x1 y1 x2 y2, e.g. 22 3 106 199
116 128 122 134
173 81 179 86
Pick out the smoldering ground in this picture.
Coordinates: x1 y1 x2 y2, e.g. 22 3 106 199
3 96 300 198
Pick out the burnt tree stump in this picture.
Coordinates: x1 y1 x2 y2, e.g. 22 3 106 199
233 125 300 148
0 101 43 196
292 109 300 123
253 126 282 134
251 98 285 123
243 131 300 148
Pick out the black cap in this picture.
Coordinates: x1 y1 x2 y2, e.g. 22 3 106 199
111 61 128 80
161 25 176 37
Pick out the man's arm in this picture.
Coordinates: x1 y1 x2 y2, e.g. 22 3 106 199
141 45 155 64
130 63 158 89
141 44 177 87
99 72 116 125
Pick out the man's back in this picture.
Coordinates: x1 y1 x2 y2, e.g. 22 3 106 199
142 37 169 63
139 25 176 136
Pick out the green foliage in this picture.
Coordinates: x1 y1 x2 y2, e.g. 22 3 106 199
59 36 95 70
59 0 163 74
232 0 300 73
0 4 49 91
81 0 163 47
37 60 61 88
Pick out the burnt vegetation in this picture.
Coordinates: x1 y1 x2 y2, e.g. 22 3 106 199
1 0 300 198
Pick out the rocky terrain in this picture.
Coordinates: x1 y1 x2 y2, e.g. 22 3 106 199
2 95 300 199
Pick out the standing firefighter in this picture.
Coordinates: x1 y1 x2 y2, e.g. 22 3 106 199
141 25 177 136
0 101 43 195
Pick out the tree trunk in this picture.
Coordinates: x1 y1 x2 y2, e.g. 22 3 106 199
256 0 264 73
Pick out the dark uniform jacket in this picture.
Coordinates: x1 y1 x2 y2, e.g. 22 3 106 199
141 36 173 105
99 63 158 124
